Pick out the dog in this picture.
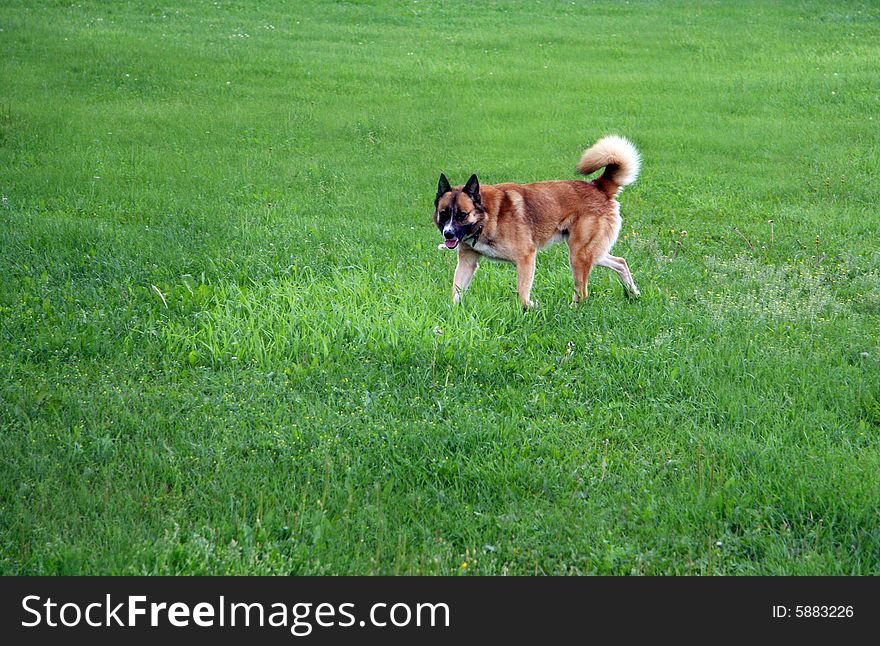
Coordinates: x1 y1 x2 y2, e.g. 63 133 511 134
433 135 641 309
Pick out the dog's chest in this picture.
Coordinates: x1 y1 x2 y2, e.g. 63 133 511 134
470 239 507 260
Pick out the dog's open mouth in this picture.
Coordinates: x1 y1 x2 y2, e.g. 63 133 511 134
444 238 459 250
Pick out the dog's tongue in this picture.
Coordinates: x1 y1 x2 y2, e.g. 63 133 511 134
445 239 459 249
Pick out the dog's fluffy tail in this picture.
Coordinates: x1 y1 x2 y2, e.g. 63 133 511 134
576 135 641 197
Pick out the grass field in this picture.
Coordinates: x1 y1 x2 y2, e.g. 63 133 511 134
1 0 878 575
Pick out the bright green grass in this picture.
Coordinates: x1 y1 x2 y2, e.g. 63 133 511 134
1 0 878 575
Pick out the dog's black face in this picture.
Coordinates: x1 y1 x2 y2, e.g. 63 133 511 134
434 173 485 250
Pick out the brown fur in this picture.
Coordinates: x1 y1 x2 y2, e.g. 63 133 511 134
434 136 641 308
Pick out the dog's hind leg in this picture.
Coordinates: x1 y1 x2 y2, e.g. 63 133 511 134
569 247 595 305
452 245 480 305
567 224 598 305
569 210 626 304
596 254 640 298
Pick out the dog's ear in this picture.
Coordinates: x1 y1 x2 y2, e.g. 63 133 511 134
435 173 451 205
463 173 481 205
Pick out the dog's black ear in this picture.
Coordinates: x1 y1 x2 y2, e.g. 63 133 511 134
436 173 451 205
463 173 480 205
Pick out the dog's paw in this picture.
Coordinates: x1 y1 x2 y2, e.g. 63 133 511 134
625 283 641 299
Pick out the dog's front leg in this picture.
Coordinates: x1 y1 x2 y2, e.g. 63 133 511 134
452 246 480 305
515 250 537 310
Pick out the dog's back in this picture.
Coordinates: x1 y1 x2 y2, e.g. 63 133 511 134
482 180 613 249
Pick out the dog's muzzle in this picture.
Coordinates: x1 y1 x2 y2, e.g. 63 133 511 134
442 226 459 249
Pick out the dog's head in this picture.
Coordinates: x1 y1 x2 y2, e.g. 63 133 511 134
434 173 485 250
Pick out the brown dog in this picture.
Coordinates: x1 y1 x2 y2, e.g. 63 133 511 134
434 135 641 309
